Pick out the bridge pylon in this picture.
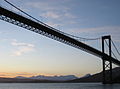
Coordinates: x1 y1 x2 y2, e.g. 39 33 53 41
102 35 112 84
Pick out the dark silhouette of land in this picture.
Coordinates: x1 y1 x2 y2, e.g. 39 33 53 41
67 67 120 83
0 78 60 83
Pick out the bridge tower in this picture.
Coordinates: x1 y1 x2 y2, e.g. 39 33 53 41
102 35 112 84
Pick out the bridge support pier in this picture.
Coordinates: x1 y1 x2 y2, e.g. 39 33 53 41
102 35 112 84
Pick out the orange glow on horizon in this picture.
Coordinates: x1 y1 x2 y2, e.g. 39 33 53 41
0 72 73 78
0 72 40 78
0 72 83 78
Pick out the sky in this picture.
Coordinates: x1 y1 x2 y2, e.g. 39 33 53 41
0 0 120 78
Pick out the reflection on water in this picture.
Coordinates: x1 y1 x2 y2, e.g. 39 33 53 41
0 83 120 89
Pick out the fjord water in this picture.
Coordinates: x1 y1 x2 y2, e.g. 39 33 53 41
0 83 120 89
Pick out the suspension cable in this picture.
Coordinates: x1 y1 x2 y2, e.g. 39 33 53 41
3 0 101 42
105 40 118 60
65 34 101 41
111 40 120 56
3 0 45 24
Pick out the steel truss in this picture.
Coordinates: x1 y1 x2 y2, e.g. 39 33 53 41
0 14 81 50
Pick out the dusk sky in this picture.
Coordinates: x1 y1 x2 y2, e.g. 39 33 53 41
0 0 120 78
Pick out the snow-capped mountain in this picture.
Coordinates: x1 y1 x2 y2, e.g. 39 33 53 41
15 75 78 81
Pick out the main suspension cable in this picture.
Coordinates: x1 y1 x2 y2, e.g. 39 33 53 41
66 34 101 41
4 0 45 24
3 0 101 42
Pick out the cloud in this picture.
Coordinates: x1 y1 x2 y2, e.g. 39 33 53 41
0 72 12 77
41 11 60 19
26 2 55 11
16 72 34 76
0 72 35 78
22 0 77 31
11 39 35 56
26 1 69 11
13 47 34 56
11 39 34 47
46 22 62 28
64 12 76 18
26 1 76 19
0 74 7 76
41 11 76 20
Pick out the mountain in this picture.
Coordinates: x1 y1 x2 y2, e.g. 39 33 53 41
0 75 79 83
80 74 91 78
67 67 120 83
0 77 57 83
16 75 78 81
15 76 28 79
1 67 119 83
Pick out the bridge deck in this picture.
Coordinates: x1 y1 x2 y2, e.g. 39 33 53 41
0 6 120 66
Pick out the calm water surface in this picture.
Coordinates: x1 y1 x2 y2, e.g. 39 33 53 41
0 83 120 89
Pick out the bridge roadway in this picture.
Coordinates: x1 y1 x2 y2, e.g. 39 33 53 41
0 6 120 66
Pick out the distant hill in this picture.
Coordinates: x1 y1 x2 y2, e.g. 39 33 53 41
15 75 78 81
0 75 78 83
80 74 91 78
0 67 119 83
0 74 90 83
67 67 120 83
0 77 57 83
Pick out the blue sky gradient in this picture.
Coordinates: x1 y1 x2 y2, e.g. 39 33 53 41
0 0 120 77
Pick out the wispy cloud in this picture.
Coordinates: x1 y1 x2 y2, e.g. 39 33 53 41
11 39 35 56
41 11 76 20
26 1 70 11
41 11 60 19
26 1 76 20
46 22 62 28
64 12 76 18
0 72 35 78
26 2 57 11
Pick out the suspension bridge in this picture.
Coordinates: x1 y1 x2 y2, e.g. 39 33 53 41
0 0 120 84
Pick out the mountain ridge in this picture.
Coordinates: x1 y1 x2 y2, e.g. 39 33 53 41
15 75 78 81
0 67 119 83
67 67 120 83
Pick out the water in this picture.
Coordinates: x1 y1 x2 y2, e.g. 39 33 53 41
0 83 120 89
